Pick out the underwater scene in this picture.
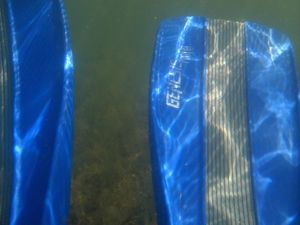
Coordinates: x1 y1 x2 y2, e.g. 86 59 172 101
65 0 300 224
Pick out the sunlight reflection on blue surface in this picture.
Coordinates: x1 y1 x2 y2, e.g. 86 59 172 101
150 17 205 225
6 0 74 224
150 17 300 225
246 22 300 225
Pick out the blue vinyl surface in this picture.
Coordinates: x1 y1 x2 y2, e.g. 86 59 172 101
5 0 73 224
150 17 206 225
150 17 300 225
246 22 300 225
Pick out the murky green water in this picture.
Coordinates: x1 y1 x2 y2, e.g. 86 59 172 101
64 0 300 224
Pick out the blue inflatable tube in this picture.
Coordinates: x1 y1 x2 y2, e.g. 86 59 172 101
0 0 73 224
150 17 300 225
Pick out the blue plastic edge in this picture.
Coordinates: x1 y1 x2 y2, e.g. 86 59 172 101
245 21 300 225
5 0 74 224
149 16 206 225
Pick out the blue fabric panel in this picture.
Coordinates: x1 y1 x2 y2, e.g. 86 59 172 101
150 17 206 225
246 22 300 225
5 0 73 224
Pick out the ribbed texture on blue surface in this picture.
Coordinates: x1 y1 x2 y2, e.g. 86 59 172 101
0 1 13 224
205 19 256 225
